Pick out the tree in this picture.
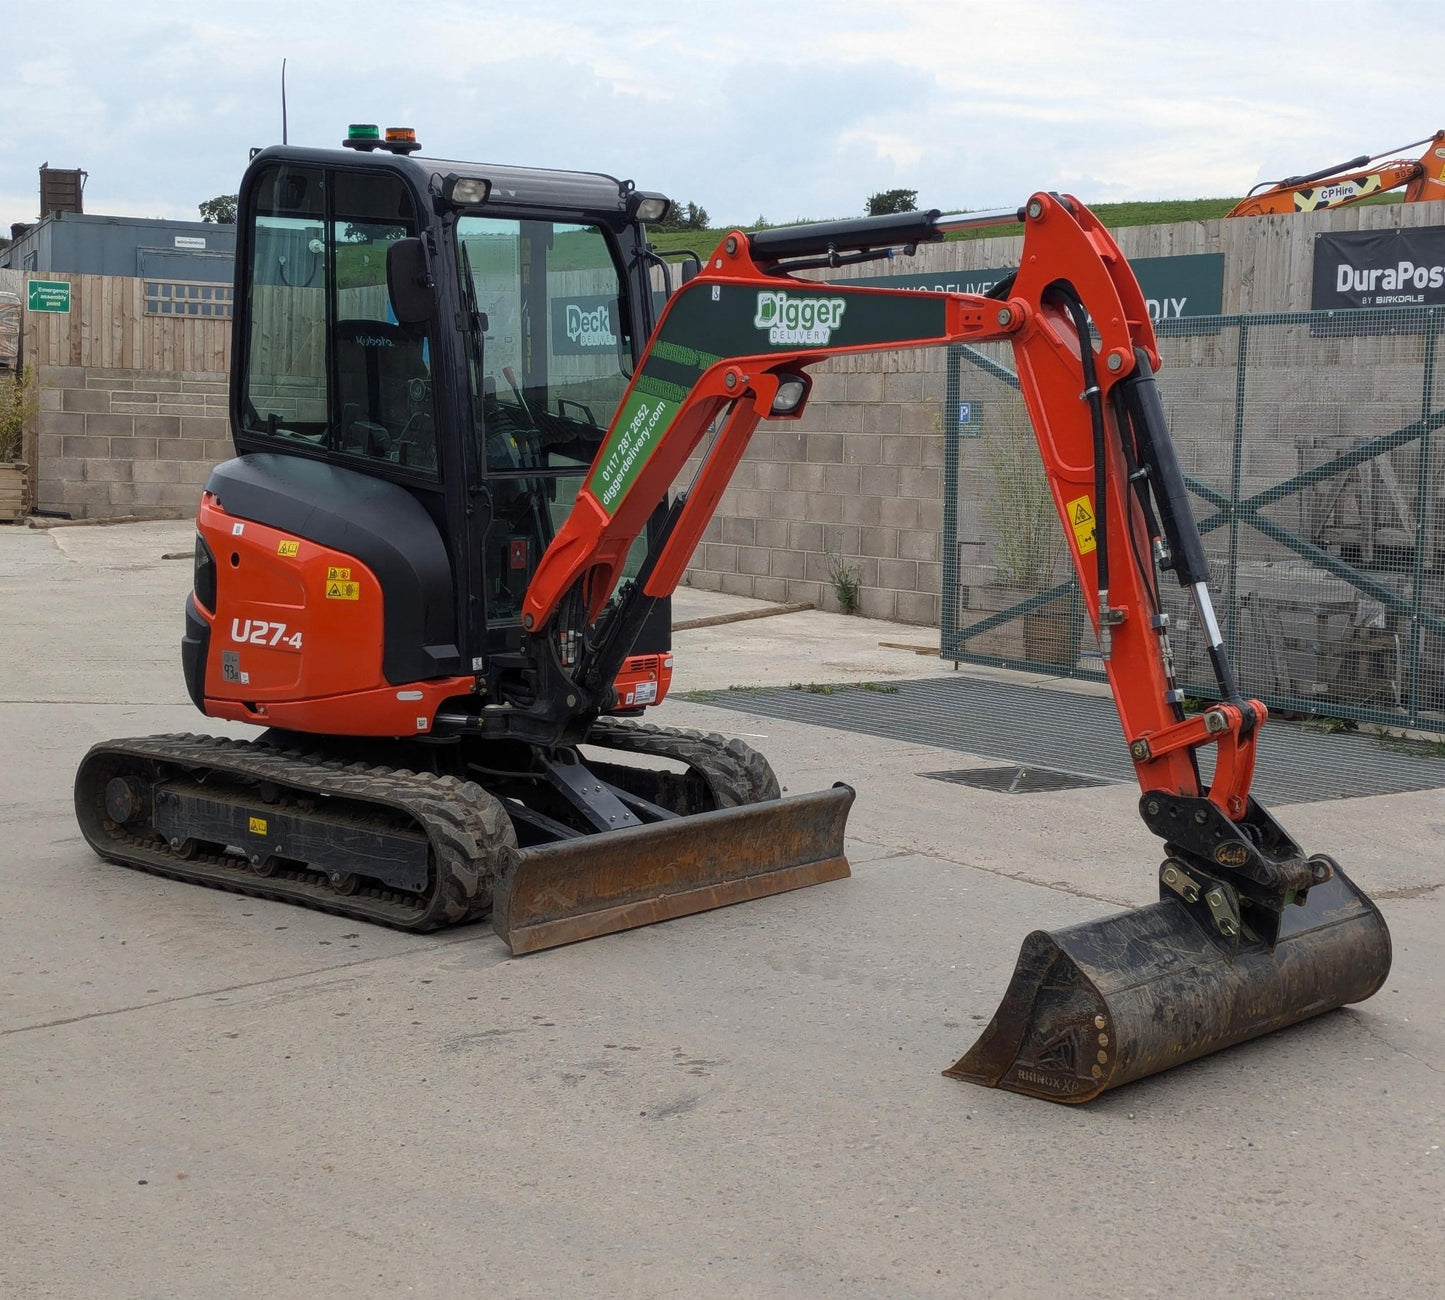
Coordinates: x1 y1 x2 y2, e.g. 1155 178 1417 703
198 194 238 224
651 200 710 233
343 222 408 243
865 188 918 217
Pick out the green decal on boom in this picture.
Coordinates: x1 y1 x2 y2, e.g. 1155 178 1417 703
589 381 683 517
584 280 950 519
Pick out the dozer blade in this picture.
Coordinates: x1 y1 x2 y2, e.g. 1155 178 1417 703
947 865 1391 1103
492 783 854 954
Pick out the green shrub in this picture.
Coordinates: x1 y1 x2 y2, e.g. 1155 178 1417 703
824 548 862 614
0 366 37 463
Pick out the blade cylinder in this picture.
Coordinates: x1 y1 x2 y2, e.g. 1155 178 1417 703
947 867 1391 1103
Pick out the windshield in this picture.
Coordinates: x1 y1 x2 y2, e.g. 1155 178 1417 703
457 215 632 473
458 214 644 625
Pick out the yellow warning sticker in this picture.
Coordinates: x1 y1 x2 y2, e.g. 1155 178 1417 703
1066 494 1097 554
248 815 267 836
326 567 351 581
277 540 300 557
326 580 360 601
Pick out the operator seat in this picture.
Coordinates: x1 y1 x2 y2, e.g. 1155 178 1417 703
333 318 433 465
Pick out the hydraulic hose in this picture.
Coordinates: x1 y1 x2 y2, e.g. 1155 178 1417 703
1050 284 1114 650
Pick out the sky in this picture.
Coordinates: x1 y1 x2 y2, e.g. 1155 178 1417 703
2 0 1441 235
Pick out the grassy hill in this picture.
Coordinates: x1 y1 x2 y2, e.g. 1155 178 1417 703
645 193 1405 257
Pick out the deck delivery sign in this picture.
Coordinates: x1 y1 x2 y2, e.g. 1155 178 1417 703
1312 228 1445 308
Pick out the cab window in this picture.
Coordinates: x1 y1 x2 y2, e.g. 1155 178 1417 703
458 215 640 622
241 164 439 480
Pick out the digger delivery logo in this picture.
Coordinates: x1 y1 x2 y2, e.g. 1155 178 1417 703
753 291 846 346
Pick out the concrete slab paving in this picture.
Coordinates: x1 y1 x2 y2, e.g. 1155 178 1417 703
2 521 1442 1299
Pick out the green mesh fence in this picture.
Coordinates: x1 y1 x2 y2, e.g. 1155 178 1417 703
942 306 1445 733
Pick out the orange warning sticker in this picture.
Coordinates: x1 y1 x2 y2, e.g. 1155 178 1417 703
277 540 300 557
1066 495 1096 554
326 580 360 601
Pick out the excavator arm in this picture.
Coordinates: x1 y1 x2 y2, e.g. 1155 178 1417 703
1227 130 1445 217
527 193 1245 829
513 192 1391 1102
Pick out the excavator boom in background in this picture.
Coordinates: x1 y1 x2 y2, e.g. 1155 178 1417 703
76 131 1391 1103
1227 130 1445 217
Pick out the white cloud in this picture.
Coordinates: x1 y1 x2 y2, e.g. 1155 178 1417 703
3 0 1443 232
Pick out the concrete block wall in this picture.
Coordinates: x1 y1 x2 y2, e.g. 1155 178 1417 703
682 352 948 624
35 366 230 519
677 202 1445 629
680 336 1440 630
25 201 1443 627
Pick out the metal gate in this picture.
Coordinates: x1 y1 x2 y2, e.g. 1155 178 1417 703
942 306 1445 734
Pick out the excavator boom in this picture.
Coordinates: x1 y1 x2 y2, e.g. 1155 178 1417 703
1227 130 1445 217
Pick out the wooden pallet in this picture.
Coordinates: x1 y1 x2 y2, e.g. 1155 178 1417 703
0 463 28 522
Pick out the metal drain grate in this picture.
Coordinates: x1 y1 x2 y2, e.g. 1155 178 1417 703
921 766 1115 794
696 676 1445 805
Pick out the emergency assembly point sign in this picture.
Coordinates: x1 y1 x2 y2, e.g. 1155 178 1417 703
27 280 71 313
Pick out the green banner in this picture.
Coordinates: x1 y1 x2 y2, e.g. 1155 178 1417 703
844 252 1224 322
589 281 950 517
27 280 71 313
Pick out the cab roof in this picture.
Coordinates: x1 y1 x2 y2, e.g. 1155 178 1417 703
246 144 647 215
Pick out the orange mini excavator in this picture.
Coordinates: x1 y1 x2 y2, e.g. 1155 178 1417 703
76 128 1390 1102
1227 130 1445 217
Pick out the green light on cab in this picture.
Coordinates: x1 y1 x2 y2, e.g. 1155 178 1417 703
347 124 380 141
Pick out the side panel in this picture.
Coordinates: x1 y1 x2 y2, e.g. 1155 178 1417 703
192 493 472 736
207 455 461 684
199 493 385 700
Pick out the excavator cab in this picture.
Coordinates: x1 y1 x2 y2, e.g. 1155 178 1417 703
232 148 664 669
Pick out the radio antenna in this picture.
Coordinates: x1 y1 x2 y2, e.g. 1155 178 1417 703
281 59 289 145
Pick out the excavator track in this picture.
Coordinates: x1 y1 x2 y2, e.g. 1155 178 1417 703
75 734 517 933
583 718 781 810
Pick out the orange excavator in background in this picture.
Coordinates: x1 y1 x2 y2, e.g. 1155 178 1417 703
1227 130 1445 217
75 128 1391 1103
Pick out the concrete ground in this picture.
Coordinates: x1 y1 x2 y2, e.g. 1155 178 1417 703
2 520 1441 1299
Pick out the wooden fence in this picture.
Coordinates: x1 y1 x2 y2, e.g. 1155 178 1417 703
8 197 1445 380
19 273 231 372
819 191 1445 314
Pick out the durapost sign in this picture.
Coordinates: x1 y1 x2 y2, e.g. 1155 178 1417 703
1312 227 1445 309
27 280 71 313
845 252 1224 323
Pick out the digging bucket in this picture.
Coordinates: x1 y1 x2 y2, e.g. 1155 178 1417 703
946 865 1391 1103
492 783 854 954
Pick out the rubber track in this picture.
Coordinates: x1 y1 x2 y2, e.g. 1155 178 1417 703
75 734 517 933
584 718 781 808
